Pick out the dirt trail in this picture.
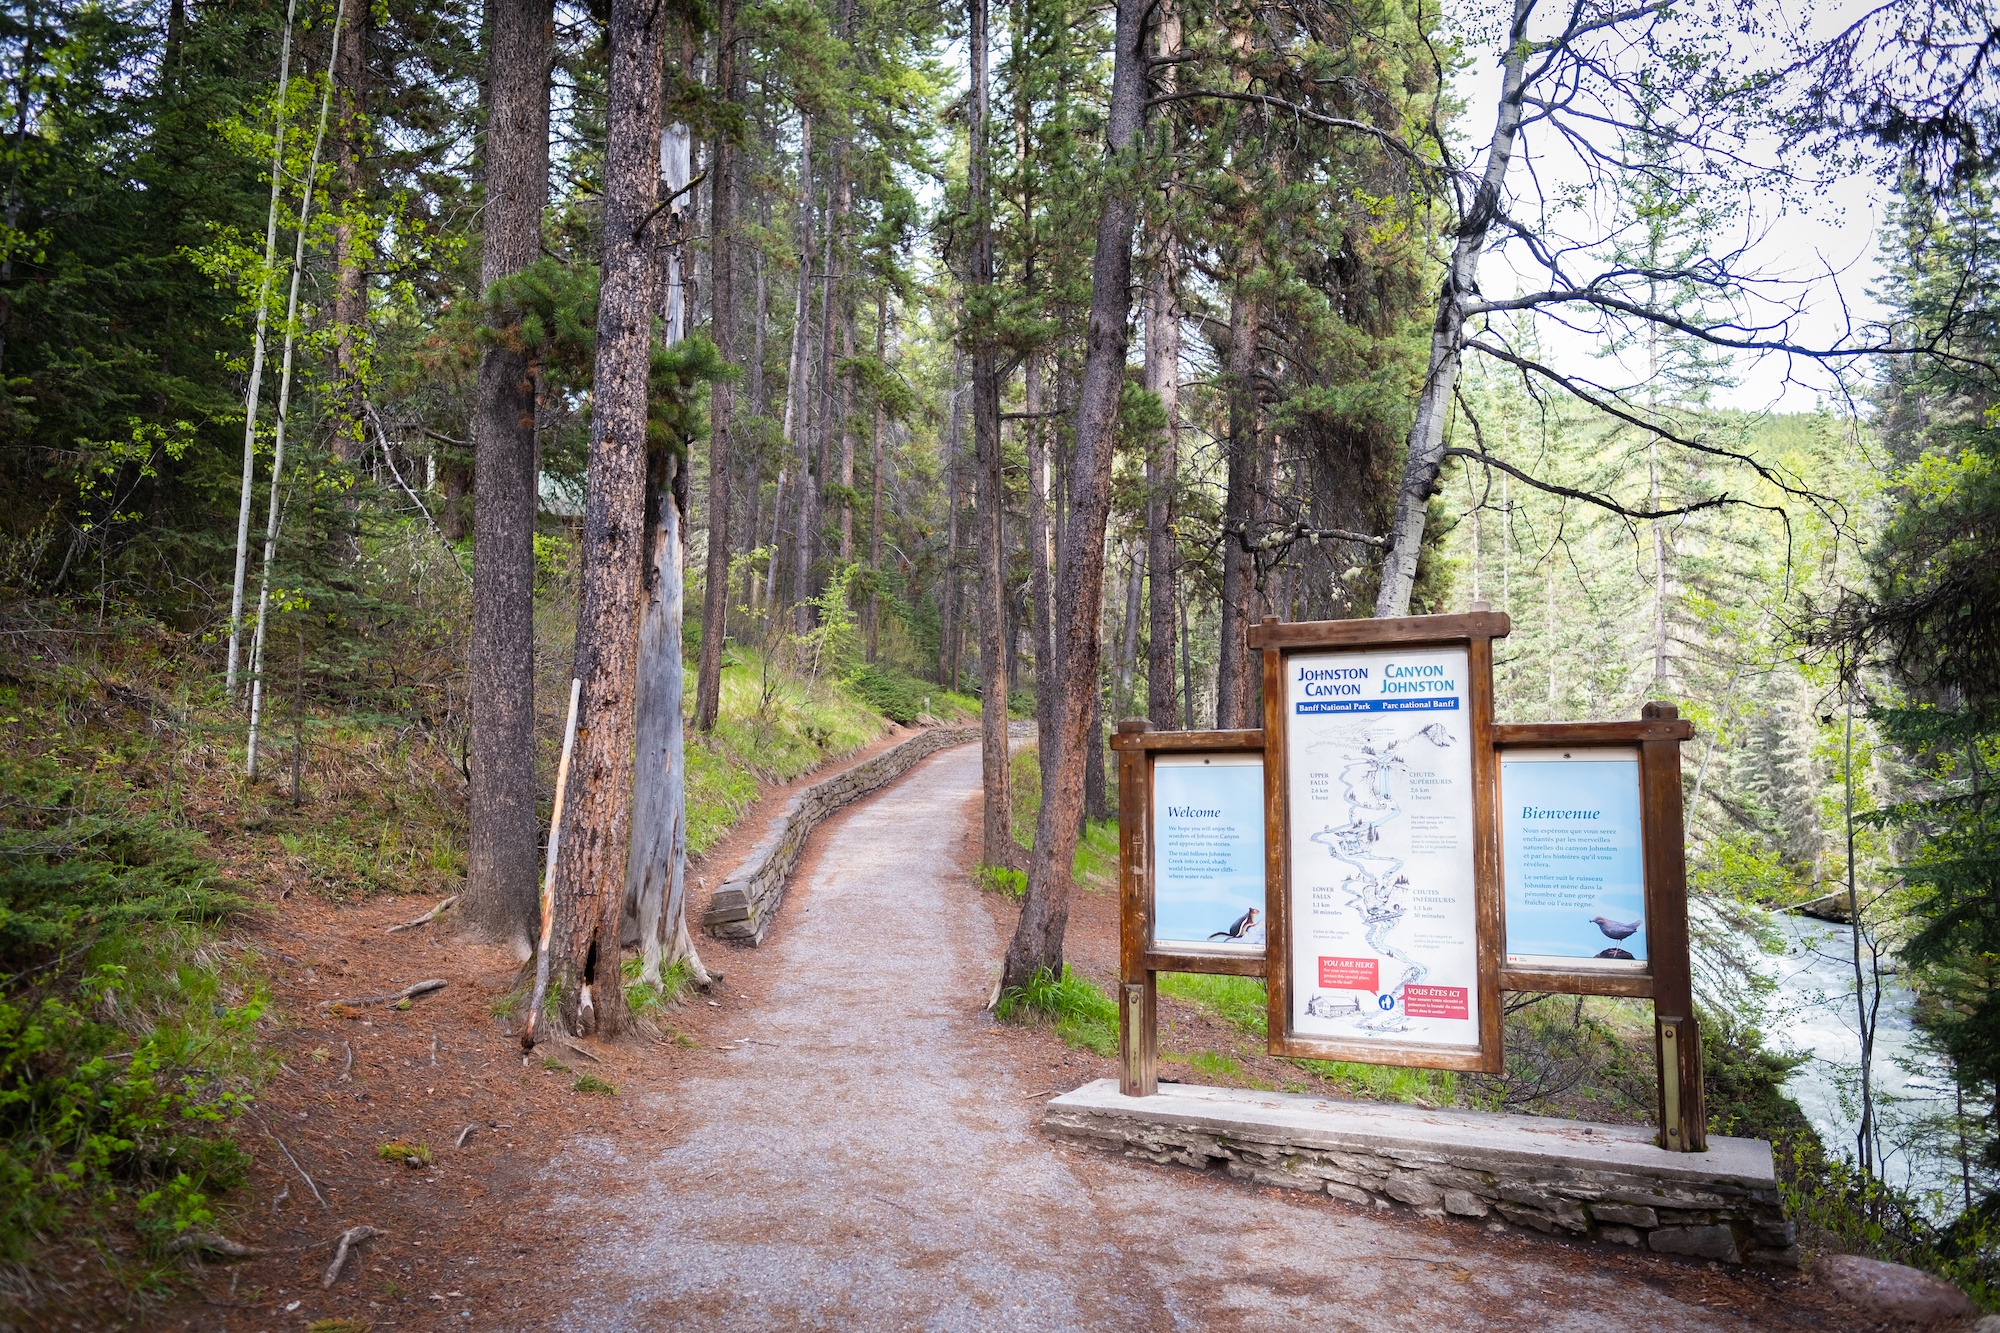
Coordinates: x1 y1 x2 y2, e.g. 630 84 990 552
540 742 1845 1332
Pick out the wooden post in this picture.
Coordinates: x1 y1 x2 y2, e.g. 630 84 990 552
1640 700 1706 1151
1116 717 1157 1096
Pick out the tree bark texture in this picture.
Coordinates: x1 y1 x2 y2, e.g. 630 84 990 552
465 0 552 955
330 0 369 468
1375 0 1534 617
1001 0 1145 992
866 289 887 660
969 0 1011 866
1143 8 1180 728
545 0 664 1038
1215 277 1260 728
694 0 737 733
783 119 815 634
1025 349 1055 757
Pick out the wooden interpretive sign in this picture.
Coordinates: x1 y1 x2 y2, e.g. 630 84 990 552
1111 724 1265 1096
1112 616 1706 1152
1249 612 1508 1074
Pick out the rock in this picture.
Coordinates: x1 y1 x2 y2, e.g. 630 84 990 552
1649 1225 1741 1263
1442 1189 1489 1218
1592 1204 1658 1228
1813 1254 1972 1322
1970 1314 2000 1333
1599 1225 1641 1247
1384 1174 1443 1209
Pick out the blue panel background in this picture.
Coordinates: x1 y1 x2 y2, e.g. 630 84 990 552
1153 762 1266 948
1501 757 1647 963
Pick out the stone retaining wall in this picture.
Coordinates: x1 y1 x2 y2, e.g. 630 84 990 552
1043 1080 1799 1267
701 724 977 945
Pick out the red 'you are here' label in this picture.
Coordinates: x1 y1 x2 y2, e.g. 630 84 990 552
1319 956 1379 991
1402 985 1469 1019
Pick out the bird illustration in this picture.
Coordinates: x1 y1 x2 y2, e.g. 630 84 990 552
1590 915 1642 941
1596 947 1636 960
1210 907 1260 941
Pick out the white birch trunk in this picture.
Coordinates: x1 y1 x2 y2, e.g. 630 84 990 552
226 0 298 699
247 13 343 774
1375 0 1538 617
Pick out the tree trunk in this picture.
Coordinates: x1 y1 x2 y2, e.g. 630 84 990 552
543 0 664 1039
838 307 855 561
1026 349 1055 757
866 289 887 660
625 117 709 989
1119 541 1142 707
226 0 298 699
465 0 553 955
1143 9 1180 729
1214 275 1260 728
969 0 1010 866
784 121 817 635
694 0 737 733
940 353 965 688
329 0 369 469
1001 0 1145 992
1374 0 1535 617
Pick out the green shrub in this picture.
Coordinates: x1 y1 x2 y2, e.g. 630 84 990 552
0 756 242 969
975 864 1025 897
572 1073 617 1095
996 965 1118 1056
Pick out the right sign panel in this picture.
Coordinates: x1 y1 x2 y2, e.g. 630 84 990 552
1500 748 1648 971
1284 645 1482 1050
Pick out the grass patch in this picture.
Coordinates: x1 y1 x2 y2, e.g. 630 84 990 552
540 1056 570 1072
1006 744 1121 886
1188 1050 1242 1080
572 1073 617 1095
996 965 1118 1057
974 864 1025 897
377 1140 432 1169
1159 972 1269 1035
623 955 698 1019
686 648 892 858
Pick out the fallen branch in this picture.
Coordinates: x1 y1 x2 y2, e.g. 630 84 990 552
341 1041 353 1082
321 979 447 1010
169 1231 264 1260
455 1123 477 1149
256 1120 327 1208
386 894 460 934
322 1225 381 1288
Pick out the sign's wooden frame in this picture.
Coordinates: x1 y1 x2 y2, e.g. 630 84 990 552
1111 724 1265 1098
1249 612 1510 1074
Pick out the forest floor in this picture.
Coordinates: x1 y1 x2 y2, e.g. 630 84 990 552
123 738 1934 1333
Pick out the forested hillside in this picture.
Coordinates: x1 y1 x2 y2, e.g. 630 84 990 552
0 0 1996 1317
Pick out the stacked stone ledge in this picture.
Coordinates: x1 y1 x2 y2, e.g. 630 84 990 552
1042 1080 1798 1268
702 724 979 945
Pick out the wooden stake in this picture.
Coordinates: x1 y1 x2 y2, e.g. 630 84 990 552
523 678 583 1049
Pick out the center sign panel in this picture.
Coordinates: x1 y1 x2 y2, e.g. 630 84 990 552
1285 646 1482 1049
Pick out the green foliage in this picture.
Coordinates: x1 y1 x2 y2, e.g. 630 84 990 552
377 1139 432 1168
1159 972 1268 1036
995 965 1118 1057
0 939 265 1263
0 756 242 968
572 1073 617 1095
1702 1012 1815 1142
974 864 1025 897
846 662 945 724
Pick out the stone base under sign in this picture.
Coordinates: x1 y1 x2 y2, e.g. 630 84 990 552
1041 1079 1798 1267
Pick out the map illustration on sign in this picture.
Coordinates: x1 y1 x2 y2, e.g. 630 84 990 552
1286 647 1481 1049
1501 749 1647 970
1153 754 1265 954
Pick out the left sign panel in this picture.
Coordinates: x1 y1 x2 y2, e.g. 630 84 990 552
1153 754 1266 954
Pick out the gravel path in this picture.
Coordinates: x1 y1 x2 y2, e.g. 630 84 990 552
549 742 1807 1332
